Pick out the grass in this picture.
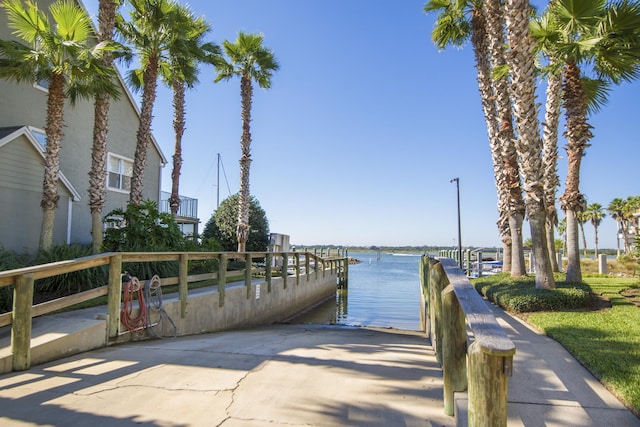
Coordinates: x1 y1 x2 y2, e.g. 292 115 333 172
472 273 640 417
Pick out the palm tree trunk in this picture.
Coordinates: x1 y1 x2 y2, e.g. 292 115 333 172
40 73 66 250
559 61 591 282
580 222 587 257
483 0 526 276
130 55 159 206
170 79 186 216
88 0 118 254
499 217 512 273
565 210 582 282
543 70 562 271
594 225 599 258
503 0 555 289
237 72 253 252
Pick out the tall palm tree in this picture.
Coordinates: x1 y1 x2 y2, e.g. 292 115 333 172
608 198 625 257
503 0 555 289
577 210 588 257
162 7 221 217
89 0 121 254
620 196 640 254
0 0 118 250
214 32 279 252
584 203 606 258
117 0 184 206
424 0 526 276
482 0 527 276
545 0 640 282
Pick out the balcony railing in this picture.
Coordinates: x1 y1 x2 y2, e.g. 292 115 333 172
160 191 198 219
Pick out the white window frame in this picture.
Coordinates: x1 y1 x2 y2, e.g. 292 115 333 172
107 153 134 194
29 126 47 151
33 79 49 93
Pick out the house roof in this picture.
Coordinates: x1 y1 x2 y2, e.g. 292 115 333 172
0 126 82 201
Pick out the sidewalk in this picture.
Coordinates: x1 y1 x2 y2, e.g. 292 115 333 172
0 300 638 426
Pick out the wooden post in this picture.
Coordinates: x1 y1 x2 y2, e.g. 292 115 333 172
467 341 511 427
245 253 252 299
107 254 122 338
179 253 188 318
419 256 430 335
265 253 272 292
429 259 449 364
442 285 468 416
218 254 227 307
281 252 288 288
295 253 301 286
12 273 34 371
305 253 310 282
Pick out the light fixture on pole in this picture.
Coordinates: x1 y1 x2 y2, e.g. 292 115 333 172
450 177 462 270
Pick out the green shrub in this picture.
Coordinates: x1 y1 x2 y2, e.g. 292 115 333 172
0 246 32 312
33 244 109 298
473 273 592 313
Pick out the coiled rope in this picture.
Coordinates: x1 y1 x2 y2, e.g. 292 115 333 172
144 274 176 338
121 275 147 332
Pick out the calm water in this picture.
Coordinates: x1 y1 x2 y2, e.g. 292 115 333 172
294 251 424 330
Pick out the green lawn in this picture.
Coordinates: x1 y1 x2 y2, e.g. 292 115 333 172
474 274 640 417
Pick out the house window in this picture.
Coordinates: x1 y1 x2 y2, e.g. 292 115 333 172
29 127 47 151
34 79 49 92
107 153 133 192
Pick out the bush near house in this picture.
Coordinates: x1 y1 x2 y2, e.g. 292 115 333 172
0 201 222 312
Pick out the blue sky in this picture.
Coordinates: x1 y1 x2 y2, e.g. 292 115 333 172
84 0 640 250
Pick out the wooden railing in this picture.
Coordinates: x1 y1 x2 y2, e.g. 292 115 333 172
420 256 516 427
0 251 348 372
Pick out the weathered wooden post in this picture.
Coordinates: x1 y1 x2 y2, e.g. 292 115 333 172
107 254 122 338
265 252 272 292
295 253 301 286
218 254 227 307
419 256 430 335
245 253 253 298
441 285 468 416
12 273 34 371
467 342 513 426
282 252 288 288
305 253 310 282
429 258 449 364
179 253 188 317
476 251 482 278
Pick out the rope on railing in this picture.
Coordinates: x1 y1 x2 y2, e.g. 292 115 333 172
120 275 146 332
144 275 176 338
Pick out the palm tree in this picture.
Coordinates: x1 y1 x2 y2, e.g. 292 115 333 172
503 0 555 289
163 7 221 217
584 203 606 258
577 210 588 257
608 197 626 257
214 32 279 252
117 0 184 206
557 216 567 260
0 0 118 250
620 196 640 254
482 0 527 276
424 0 526 276
89 0 121 254
546 0 640 282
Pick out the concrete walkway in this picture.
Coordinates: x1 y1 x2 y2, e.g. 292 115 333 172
0 300 638 426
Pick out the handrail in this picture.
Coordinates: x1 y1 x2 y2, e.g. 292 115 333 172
420 256 515 427
0 250 348 372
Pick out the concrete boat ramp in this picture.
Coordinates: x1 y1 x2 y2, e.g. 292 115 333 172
0 302 639 426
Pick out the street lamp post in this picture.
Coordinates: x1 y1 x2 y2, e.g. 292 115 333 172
450 177 462 270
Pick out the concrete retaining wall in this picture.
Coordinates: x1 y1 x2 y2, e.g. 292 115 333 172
163 272 338 336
